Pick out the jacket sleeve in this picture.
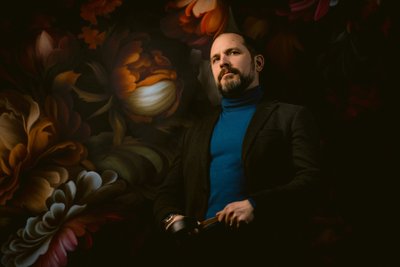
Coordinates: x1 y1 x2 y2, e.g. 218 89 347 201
250 106 322 220
153 129 187 228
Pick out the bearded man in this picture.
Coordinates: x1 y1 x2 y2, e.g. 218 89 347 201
154 32 321 267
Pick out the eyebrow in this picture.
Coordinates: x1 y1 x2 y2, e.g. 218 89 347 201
210 47 241 61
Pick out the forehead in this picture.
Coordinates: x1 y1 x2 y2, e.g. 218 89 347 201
210 33 246 55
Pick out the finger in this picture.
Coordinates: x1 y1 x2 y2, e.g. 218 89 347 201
225 210 235 225
230 216 237 227
225 213 231 225
227 213 233 227
216 211 224 222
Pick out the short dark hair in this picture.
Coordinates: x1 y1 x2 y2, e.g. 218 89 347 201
213 31 262 58
241 34 261 57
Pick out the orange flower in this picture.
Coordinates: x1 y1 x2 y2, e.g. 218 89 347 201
80 0 123 25
109 33 180 123
78 26 106 49
73 31 181 126
162 0 229 49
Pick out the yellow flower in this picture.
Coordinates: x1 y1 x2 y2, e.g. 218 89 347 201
0 91 90 214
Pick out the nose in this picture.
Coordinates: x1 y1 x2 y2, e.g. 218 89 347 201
219 54 230 69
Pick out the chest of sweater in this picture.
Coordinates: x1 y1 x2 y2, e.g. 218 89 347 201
210 106 256 158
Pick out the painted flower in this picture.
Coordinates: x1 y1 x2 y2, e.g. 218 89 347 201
35 31 55 67
345 0 386 35
0 91 89 214
265 30 304 72
0 170 126 267
78 0 123 50
326 83 381 121
0 30 80 94
111 48 180 122
78 26 106 50
161 0 229 52
73 32 181 126
35 30 81 71
80 0 123 25
85 132 165 198
44 94 91 142
242 16 269 40
276 0 338 21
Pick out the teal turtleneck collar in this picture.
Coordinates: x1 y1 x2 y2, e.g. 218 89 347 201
221 86 264 110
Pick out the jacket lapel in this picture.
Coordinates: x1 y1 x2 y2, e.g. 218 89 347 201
199 110 220 184
242 99 279 161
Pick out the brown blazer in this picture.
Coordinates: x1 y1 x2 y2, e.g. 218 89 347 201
154 96 321 228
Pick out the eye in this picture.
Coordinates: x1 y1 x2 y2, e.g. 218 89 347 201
211 57 220 64
229 50 240 55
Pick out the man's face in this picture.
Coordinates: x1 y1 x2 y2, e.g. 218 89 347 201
210 33 259 98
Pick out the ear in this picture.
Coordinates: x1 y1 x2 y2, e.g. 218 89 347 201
254 55 264 72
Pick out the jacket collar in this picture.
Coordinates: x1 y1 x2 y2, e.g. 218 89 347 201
242 97 279 161
198 94 279 167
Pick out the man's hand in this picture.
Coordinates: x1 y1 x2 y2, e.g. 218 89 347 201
216 199 255 229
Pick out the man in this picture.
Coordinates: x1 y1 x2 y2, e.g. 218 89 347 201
153 32 321 266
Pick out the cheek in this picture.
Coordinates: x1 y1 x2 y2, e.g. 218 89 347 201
240 61 253 73
211 67 219 80
235 57 253 72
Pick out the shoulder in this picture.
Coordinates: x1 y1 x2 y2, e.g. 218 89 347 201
257 93 305 113
181 107 220 138
255 99 317 131
258 99 307 117
274 102 317 123
276 101 302 108
275 102 305 112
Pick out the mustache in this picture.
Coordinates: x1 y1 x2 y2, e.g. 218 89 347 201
218 67 240 81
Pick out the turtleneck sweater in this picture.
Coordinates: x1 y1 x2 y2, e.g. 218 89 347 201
206 86 263 219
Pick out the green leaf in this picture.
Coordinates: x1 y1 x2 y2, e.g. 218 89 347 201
71 85 110 103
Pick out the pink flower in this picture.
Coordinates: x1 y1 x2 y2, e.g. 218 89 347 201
276 0 336 21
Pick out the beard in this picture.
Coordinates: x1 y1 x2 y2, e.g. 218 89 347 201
217 66 255 98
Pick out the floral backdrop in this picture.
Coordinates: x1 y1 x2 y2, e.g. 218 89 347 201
0 0 398 266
